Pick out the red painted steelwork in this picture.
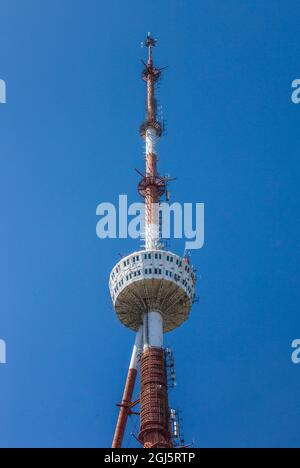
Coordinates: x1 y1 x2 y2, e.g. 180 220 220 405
138 348 172 448
112 368 137 448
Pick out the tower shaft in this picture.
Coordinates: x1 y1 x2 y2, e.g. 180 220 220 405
139 347 171 447
138 34 172 448
139 310 171 447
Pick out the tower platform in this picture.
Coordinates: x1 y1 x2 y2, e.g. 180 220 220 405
109 250 196 333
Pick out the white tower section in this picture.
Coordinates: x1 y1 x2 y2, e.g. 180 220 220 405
145 127 157 155
145 127 160 252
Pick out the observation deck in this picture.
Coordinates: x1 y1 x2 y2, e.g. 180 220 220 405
109 250 196 333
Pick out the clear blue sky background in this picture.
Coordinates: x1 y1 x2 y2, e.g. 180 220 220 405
0 0 299 448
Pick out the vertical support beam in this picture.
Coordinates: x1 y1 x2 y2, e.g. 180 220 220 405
112 326 143 448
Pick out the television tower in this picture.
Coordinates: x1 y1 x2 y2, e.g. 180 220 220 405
109 34 196 448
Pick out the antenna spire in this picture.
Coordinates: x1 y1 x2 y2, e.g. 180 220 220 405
138 34 165 250
144 32 157 64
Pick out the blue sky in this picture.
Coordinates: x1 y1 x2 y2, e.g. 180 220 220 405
0 0 300 448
